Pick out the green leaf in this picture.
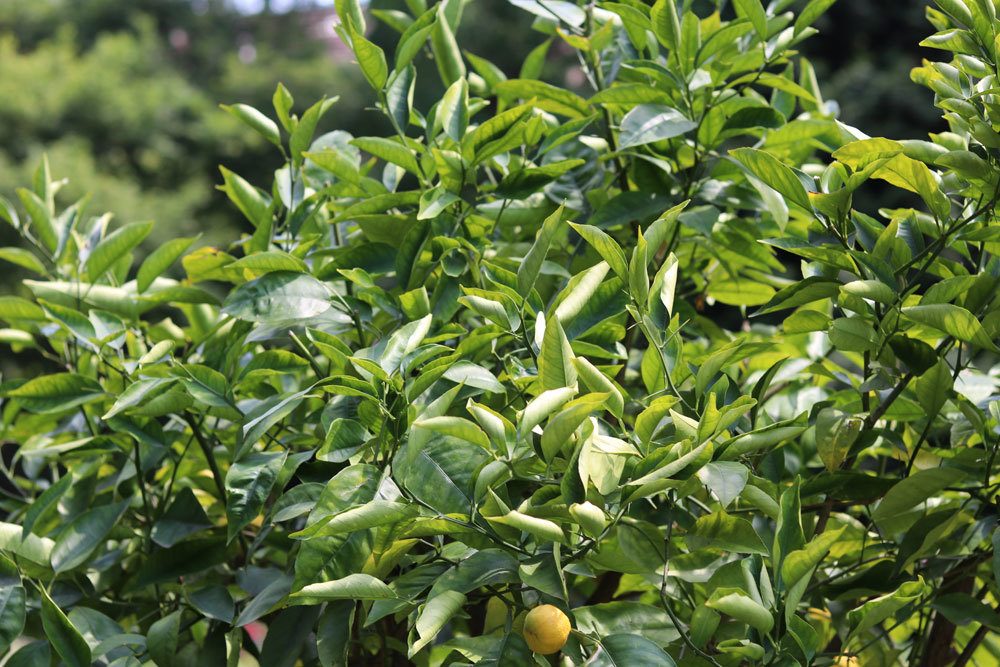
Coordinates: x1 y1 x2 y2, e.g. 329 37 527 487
590 84 670 107
349 26 388 91
494 79 589 118
573 358 624 418
291 574 397 604
292 500 416 539
101 377 174 420
239 388 313 457
147 611 181 667
589 634 677 667
994 528 1000 594
219 166 271 229
6 373 104 413
519 386 578 439
828 317 879 352
541 393 609 461
650 0 681 51
439 78 469 142
689 511 769 554
395 10 436 70
795 0 837 35
0 523 54 566
697 462 749 507
410 590 467 656
0 577 25 656
628 230 650 308
496 159 585 200
417 186 460 220
538 315 577 390
16 188 57 253
84 220 154 282
0 295 45 322
574 602 678 647
756 277 841 315
228 250 309 275
553 262 609 324
414 416 490 449
706 588 774 633
221 103 281 146
902 304 998 351
847 578 928 641
351 136 422 176
272 83 294 130
381 314 433 373
134 538 227 588
226 451 287 543
50 499 129 573
517 204 563 297
0 195 20 231
733 0 768 39
486 511 566 544
317 418 369 463
175 364 232 410
476 633 533 667
707 279 775 307
222 271 331 322
39 586 91 667
915 358 951 417
841 279 896 304
618 104 696 149
627 440 711 488
464 50 507 92
316 601 354 667
150 488 212 548
335 0 365 32
0 247 46 275
568 223 628 279
443 361 505 393
385 65 415 131
430 7 465 86
781 527 845 592
519 37 550 80
721 106 786 135
730 148 813 211
753 72 818 103
291 97 338 164
21 474 72 540
871 467 966 529
236 575 293 626
136 235 198 293
467 104 532 154
889 335 938 375
4 642 50 666
932 593 1000 629
815 408 862 472
508 0 585 26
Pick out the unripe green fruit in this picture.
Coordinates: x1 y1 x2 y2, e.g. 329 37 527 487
569 501 607 538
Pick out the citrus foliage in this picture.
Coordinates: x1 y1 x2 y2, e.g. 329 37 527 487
1 1 999 665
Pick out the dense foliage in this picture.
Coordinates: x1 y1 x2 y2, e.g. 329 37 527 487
1 0 999 665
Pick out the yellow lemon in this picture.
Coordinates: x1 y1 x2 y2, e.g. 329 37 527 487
835 656 860 667
522 604 571 655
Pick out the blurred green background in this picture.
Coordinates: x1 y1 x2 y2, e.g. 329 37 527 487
0 0 935 256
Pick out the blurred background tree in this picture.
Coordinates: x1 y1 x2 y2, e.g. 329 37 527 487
0 0 935 251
